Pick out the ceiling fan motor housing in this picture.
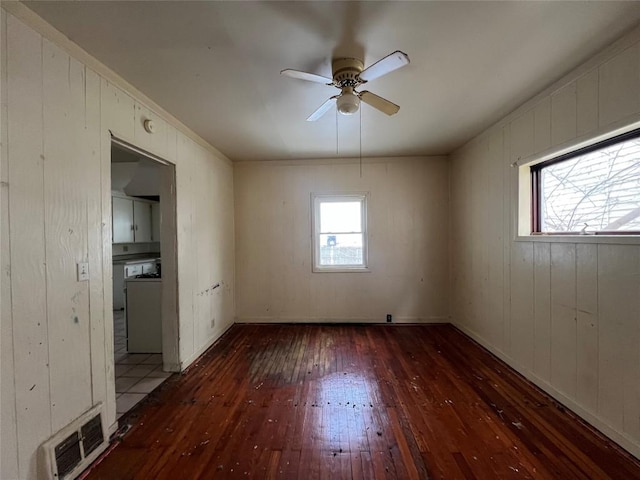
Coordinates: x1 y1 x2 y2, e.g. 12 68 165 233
280 50 408 121
332 58 364 87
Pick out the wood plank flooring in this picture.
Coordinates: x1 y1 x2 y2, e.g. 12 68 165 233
87 324 640 479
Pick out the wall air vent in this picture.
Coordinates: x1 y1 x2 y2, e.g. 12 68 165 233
40 403 108 480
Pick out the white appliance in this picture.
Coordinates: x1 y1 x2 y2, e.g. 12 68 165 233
113 258 158 310
126 276 162 353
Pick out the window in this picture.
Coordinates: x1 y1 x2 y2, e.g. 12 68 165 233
312 194 368 272
531 128 640 234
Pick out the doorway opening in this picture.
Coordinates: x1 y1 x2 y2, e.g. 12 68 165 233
110 137 178 420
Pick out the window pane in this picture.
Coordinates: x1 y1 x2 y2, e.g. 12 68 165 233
319 201 361 233
319 233 363 266
539 137 640 232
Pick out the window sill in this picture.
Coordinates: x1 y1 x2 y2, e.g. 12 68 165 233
312 267 371 273
515 234 640 245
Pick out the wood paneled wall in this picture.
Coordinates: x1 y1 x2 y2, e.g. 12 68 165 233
234 157 449 323
0 10 235 479
450 25 640 457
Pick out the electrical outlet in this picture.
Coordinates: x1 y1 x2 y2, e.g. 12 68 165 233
77 262 89 282
386 314 392 323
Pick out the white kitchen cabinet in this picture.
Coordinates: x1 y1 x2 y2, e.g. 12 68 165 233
112 194 156 243
133 200 152 242
151 202 161 242
112 196 134 243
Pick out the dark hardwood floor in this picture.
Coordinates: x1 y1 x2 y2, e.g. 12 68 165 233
88 324 640 479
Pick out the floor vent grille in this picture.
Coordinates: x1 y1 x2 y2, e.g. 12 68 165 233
80 414 104 458
40 403 108 480
54 432 82 478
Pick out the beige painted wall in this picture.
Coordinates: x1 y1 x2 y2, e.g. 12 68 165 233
235 157 449 323
0 9 235 479
450 25 640 457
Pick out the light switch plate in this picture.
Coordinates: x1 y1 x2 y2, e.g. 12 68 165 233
77 262 89 282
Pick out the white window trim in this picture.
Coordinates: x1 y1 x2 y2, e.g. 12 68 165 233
311 193 370 273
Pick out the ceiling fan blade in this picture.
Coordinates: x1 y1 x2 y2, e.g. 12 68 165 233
358 50 409 82
359 91 400 116
306 96 338 121
281 69 333 85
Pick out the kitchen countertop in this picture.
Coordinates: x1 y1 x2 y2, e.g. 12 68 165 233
113 253 161 264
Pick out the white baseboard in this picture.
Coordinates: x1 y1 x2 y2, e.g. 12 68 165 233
180 321 234 371
235 316 449 324
453 321 640 460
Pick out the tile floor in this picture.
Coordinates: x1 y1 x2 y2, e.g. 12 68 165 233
114 310 171 420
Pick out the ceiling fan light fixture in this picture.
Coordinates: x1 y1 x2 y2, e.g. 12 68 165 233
283 51 409 121
336 88 360 115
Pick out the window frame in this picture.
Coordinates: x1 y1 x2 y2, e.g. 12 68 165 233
530 127 640 236
311 193 369 273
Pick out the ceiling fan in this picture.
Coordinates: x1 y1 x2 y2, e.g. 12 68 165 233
281 51 410 121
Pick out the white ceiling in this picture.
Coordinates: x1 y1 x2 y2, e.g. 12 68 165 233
24 1 640 162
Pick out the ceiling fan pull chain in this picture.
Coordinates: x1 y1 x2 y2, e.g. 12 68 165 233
359 107 363 178
335 109 339 156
